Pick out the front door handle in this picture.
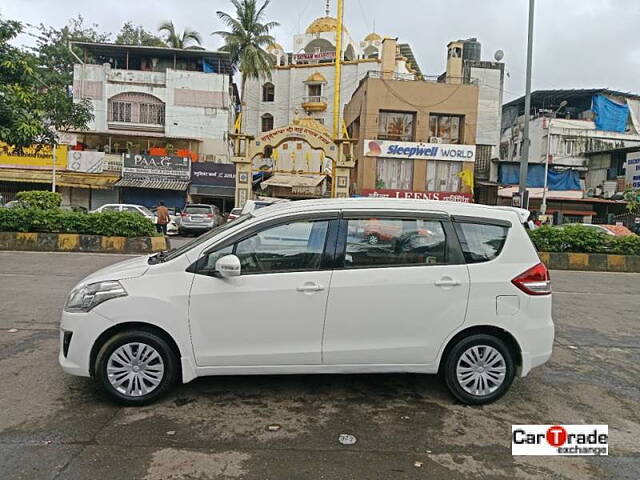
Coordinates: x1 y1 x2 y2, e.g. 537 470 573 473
296 282 324 293
435 278 461 287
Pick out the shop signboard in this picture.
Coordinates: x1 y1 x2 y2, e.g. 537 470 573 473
122 154 190 180
67 151 105 173
360 188 473 203
292 51 336 63
625 152 640 189
191 162 236 186
0 142 68 170
364 139 476 162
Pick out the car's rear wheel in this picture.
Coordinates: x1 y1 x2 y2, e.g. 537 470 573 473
443 334 515 405
95 330 177 406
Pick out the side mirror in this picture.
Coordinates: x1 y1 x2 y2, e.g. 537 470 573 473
215 254 241 278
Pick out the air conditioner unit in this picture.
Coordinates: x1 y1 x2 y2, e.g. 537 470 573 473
429 136 443 144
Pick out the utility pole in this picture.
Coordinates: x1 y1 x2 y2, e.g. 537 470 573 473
518 0 535 207
332 0 344 139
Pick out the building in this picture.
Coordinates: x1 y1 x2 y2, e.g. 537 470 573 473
70 42 236 209
242 15 420 139
439 38 505 204
498 89 640 221
343 73 479 201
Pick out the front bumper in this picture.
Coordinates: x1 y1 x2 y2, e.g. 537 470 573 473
59 310 114 378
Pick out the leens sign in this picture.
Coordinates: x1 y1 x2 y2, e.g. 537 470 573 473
361 189 472 203
364 139 476 162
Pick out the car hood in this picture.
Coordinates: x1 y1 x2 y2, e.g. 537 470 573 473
76 255 151 287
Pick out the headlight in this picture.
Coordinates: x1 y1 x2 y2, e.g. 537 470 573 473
64 281 127 313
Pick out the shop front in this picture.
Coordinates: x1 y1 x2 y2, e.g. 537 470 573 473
0 144 119 208
115 154 190 209
189 162 236 213
358 139 476 202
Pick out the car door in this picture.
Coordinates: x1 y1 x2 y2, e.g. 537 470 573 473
322 213 470 366
188 214 339 367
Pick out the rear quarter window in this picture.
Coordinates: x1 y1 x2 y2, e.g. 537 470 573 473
454 222 508 263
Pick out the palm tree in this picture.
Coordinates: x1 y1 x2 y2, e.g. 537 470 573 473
158 21 202 49
214 0 279 105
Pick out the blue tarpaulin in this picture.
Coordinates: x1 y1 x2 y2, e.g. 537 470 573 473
499 164 581 190
592 95 629 132
202 59 216 73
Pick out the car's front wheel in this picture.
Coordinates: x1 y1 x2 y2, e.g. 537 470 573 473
95 330 178 406
443 334 515 405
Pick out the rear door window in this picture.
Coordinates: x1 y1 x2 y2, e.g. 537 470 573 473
343 218 447 268
454 222 508 263
185 206 212 215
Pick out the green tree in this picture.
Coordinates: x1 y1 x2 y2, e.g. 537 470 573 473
116 22 166 47
623 187 640 213
0 15 93 150
214 0 279 106
158 21 202 49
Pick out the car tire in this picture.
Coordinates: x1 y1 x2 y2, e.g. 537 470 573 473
95 329 178 406
443 334 515 405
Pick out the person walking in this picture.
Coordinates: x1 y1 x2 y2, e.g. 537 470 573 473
155 201 170 236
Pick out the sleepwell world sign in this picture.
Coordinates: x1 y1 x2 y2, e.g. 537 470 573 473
364 139 476 162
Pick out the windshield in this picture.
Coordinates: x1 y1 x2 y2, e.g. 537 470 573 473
162 214 252 262
185 206 212 214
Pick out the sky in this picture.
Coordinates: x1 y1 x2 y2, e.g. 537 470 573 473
2 0 639 101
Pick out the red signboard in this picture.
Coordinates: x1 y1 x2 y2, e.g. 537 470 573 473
360 189 473 203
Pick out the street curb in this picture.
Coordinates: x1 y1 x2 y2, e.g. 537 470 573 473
538 252 640 273
0 232 168 254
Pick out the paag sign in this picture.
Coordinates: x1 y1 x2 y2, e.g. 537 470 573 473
364 139 476 162
361 188 472 203
123 154 190 179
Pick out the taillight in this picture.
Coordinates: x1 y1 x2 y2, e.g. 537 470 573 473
512 262 551 295
207 213 214 218
181 212 188 217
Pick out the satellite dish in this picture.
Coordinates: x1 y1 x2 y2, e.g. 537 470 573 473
494 49 504 62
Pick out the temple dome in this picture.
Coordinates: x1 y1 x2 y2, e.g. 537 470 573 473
306 16 348 34
364 32 381 42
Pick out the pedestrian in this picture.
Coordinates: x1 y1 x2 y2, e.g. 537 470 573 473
155 201 170 236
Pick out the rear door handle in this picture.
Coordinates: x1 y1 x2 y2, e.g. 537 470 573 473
435 279 461 287
296 282 324 293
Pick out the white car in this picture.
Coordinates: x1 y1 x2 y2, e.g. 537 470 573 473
60 198 553 406
91 203 155 220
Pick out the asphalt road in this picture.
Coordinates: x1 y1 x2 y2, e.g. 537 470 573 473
0 251 638 479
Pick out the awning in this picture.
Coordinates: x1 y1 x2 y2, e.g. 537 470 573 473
260 174 326 189
114 177 190 191
0 168 120 189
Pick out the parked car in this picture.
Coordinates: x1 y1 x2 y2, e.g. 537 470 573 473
3 200 28 209
150 206 179 236
178 204 221 235
60 204 88 214
91 203 155 220
226 207 243 223
556 223 635 236
59 198 553 406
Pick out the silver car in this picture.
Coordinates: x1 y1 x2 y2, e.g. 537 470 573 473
178 204 220 235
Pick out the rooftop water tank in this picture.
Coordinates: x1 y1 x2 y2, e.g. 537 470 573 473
462 38 481 61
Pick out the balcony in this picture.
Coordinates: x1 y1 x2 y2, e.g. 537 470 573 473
302 96 328 112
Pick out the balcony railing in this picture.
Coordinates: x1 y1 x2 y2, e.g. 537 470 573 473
302 96 328 103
